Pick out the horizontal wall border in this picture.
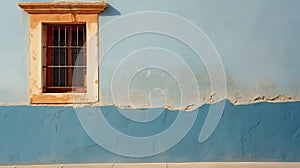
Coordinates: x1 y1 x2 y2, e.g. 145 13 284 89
1 162 300 168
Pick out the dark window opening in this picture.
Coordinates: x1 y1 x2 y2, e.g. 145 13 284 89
42 24 86 93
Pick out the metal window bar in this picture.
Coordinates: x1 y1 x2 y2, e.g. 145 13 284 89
43 46 86 49
64 26 67 87
47 86 87 89
58 26 61 87
43 66 86 68
43 24 86 93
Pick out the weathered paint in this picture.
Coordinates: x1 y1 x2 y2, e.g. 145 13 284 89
0 0 300 164
0 101 300 165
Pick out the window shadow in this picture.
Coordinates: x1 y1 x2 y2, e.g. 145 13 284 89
100 5 121 16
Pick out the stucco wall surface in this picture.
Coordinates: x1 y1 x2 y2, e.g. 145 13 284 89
0 0 300 164
0 101 300 165
0 0 299 107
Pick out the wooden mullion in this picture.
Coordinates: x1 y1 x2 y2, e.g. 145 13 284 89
42 24 47 92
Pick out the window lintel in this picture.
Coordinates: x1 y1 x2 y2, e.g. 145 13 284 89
18 1 108 14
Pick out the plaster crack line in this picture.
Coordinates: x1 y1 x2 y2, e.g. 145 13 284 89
292 127 300 142
241 120 262 156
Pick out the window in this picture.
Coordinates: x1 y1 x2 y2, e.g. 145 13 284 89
18 2 108 104
43 24 87 93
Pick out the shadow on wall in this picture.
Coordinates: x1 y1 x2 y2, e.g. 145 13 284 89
100 4 121 16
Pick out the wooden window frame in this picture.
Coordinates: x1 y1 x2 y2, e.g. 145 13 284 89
43 24 87 93
18 2 108 104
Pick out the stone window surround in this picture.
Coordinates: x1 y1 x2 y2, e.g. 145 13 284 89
18 1 108 104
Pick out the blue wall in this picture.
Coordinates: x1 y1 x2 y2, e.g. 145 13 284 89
0 101 300 165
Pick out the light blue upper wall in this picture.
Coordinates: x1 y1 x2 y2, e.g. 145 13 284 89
0 0 29 104
0 0 300 106
99 0 300 86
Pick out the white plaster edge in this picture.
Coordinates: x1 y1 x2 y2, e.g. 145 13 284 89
1 97 300 111
2 162 300 168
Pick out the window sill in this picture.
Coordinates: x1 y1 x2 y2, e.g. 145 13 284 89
31 93 90 104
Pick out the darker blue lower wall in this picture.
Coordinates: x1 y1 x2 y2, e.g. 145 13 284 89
0 100 300 165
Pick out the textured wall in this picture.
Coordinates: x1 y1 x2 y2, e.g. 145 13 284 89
0 0 300 164
0 0 300 107
0 101 300 165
